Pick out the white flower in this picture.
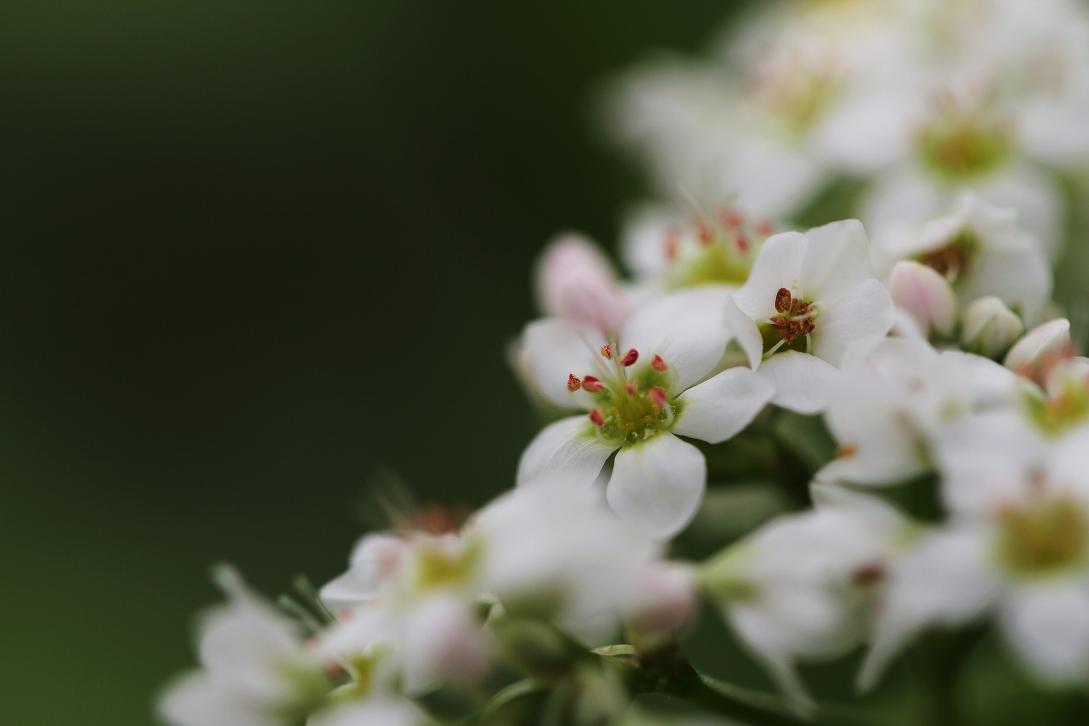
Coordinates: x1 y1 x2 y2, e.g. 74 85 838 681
1005 318 1073 386
961 296 1024 357
817 336 1016 486
535 232 629 335
1016 356 1089 441
159 568 329 726
870 195 1051 325
620 203 773 292
728 220 895 414
862 423 1089 689
701 485 909 710
472 481 660 644
515 289 774 536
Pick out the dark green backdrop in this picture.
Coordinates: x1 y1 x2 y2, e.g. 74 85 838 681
0 2 736 724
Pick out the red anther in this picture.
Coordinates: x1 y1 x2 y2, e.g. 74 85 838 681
620 348 639 367
775 287 793 313
567 374 582 392
600 343 616 359
664 230 680 260
851 562 885 586
696 219 713 245
652 354 668 371
837 443 859 459
734 233 750 253
721 207 744 228
582 375 604 393
589 408 605 426
625 382 637 395
755 219 774 236
648 386 668 407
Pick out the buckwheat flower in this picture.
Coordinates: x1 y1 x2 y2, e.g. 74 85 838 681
516 290 774 536
535 232 629 336
861 422 1089 689
727 220 895 414
700 486 910 710
472 482 660 643
870 195 1051 325
159 567 330 726
818 336 1016 486
620 203 773 292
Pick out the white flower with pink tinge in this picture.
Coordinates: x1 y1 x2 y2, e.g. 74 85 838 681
726 219 895 415
516 289 775 537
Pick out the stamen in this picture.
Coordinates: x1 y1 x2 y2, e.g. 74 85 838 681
625 383 637 395
664 229 679 260
652 355 668 371
721 207 743 228
600 343 616 360
582 375 604 393
567 374 582 392
775 287 793 313
589 408 605 426
734 233 750 253
621 348 639 367
754 219 774 237
648 387 668 408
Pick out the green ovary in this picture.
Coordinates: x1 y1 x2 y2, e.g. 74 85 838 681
592 367 678 446
413 537 481 592
674 239 754 288
1024 384 1089 436
997 498 1088 576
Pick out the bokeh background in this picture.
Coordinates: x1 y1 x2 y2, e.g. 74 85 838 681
0 2 739 724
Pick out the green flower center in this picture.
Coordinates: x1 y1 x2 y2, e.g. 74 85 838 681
412 536 482 592
915 229 978 284
571 348 680 447
997 498 1088 576
753 65 842 136
663 210 769 289
760 287 818 357
1023 379 1089 436
917 107 1013 180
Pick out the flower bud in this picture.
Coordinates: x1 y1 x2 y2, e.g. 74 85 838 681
887 261 956 337
535 233 627 334
626 563 698 638
1004 318 1073 385
961 296 1023 357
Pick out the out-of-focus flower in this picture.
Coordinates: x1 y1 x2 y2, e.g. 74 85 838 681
621 204 773 292
307 698 427 726
1005 318 1073 386
159 568 330 726
887 260 957 339
515 289 774 536
701 485 910 710
728 220 895 414
625 562 699 640
862 422 1089 690
535 233 629 335
870 195 1051 325
473 482 659 643
818 336 1016 486
1020 357 1089 439
961 296 1024 357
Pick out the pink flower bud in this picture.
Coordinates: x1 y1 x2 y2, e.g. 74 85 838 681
626 563 698 637
961 296 1023 357
535 234 628 334
1004 318 1073 385
888 261 956 338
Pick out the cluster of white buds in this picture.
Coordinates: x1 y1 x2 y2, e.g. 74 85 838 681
161 1 1089 723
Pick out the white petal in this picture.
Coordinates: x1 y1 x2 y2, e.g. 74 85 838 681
800 219 876 304
723 295 763 370
607 433 706 537
859 527 998 691
518 318 602 410
619 288 731 390
734 232 808 321
758 351 841 414
674 367 773 444
516 416 615 487
812 279 894 366
1000 582 1089 683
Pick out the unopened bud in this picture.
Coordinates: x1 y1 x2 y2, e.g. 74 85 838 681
626 563 697 638
961 296 1023 357
1005 318 1073 385
535 234 627 334
888 261 956 338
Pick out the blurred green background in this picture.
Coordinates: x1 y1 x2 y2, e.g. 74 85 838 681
0 1 736 724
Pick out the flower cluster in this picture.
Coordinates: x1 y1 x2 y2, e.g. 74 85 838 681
161 1 1089 724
